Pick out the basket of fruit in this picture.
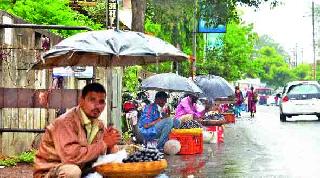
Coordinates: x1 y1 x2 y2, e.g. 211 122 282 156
94 145 167 178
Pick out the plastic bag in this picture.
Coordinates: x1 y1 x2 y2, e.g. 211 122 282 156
92 149 128 167
139 125 157 140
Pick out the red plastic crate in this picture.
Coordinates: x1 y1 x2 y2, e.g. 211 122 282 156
223 113 236 123
169 133 203 155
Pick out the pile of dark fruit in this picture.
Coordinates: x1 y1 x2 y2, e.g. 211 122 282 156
179 120 202 129
204 113 224 120
122 145 164 163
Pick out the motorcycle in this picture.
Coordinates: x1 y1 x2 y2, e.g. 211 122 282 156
122 91 150 144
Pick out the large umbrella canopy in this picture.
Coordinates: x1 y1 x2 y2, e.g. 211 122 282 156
194 75 234 100
32 29 188 69
141 73 203 93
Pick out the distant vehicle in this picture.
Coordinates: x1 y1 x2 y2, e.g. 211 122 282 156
266 93 281 106
266 94 276 106
255 87 273 105
279 81 320 122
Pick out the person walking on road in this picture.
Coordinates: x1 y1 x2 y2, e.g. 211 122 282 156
234 86 244 117
246 86 257 118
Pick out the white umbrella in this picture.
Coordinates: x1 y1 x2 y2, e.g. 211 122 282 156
30 29 188 124
32 29 188 69
141 73 203 94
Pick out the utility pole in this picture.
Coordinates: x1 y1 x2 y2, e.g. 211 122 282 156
105 0 119 125
191 0 197 79
312 1 316 80
295 43 298 67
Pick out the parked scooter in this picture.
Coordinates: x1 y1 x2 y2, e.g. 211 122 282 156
122 91 150 144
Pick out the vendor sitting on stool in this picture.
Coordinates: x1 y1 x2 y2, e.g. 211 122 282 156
175 94 210 122
138 91 179 151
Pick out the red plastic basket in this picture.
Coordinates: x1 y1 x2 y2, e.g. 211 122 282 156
169 133 203 155
206 126 224 143
223 113 236 123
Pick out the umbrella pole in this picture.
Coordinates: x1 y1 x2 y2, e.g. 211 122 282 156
106 66 113 126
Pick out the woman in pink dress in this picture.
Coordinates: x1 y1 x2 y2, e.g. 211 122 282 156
246 86 257 117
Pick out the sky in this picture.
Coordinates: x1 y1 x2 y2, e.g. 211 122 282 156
240 0 320 64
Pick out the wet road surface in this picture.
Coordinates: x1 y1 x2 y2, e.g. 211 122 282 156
163 105 320 177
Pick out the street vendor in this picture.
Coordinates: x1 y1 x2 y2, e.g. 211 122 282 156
33 83 121 178
138 91 178 151
175 94 210 122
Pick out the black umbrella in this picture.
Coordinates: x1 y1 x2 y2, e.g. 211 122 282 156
194 75 234 100
141 73 203 93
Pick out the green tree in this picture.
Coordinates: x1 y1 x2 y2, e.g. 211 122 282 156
122 66 142 93
255 35 290 63
0 0 15 10
144 0 199 77
292 64 312 80
2 0 102 37
254 46 293 87
198 20 257 81
270 66 293 88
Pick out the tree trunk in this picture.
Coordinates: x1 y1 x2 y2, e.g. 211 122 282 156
131 0 146 32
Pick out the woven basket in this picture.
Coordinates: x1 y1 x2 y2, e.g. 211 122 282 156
200 119 227 126
94 159 168 178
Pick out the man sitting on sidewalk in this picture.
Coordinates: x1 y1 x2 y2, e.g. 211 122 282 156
33 83 121 178
138 91 179 151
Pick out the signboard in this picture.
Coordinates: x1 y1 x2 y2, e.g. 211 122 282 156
198 0 228 33
198 19 226 33
108 0 118 28
206 33 224 49
53 66 93 78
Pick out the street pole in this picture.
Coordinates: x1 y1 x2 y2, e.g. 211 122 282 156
105 0 119 125
312 1 316 80
192 0 197 80
295 43 298 67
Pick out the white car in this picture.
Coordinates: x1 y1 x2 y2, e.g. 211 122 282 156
279 81 320 122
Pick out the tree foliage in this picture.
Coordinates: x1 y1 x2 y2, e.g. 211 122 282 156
292 64 312 81
255 35 289 62
198 21 258 81
254 46 292 87
143 0 203 77
1 0 102 37
122 66 141 94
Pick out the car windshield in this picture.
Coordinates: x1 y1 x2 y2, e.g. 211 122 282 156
256 88 272 95
288 84 320 94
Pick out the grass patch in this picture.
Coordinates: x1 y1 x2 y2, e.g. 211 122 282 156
0 149 36 167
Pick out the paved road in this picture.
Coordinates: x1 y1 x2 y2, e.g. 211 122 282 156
164 105 320 177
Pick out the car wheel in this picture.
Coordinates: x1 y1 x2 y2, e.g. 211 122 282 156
280 113 286 122
317 115 320 121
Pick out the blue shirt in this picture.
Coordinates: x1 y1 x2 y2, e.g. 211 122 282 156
138 103 160 128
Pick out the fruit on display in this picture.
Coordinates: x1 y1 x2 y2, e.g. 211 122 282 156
164 139 181 155
179 119 202 129
204 111 224 120
122 145 164 163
